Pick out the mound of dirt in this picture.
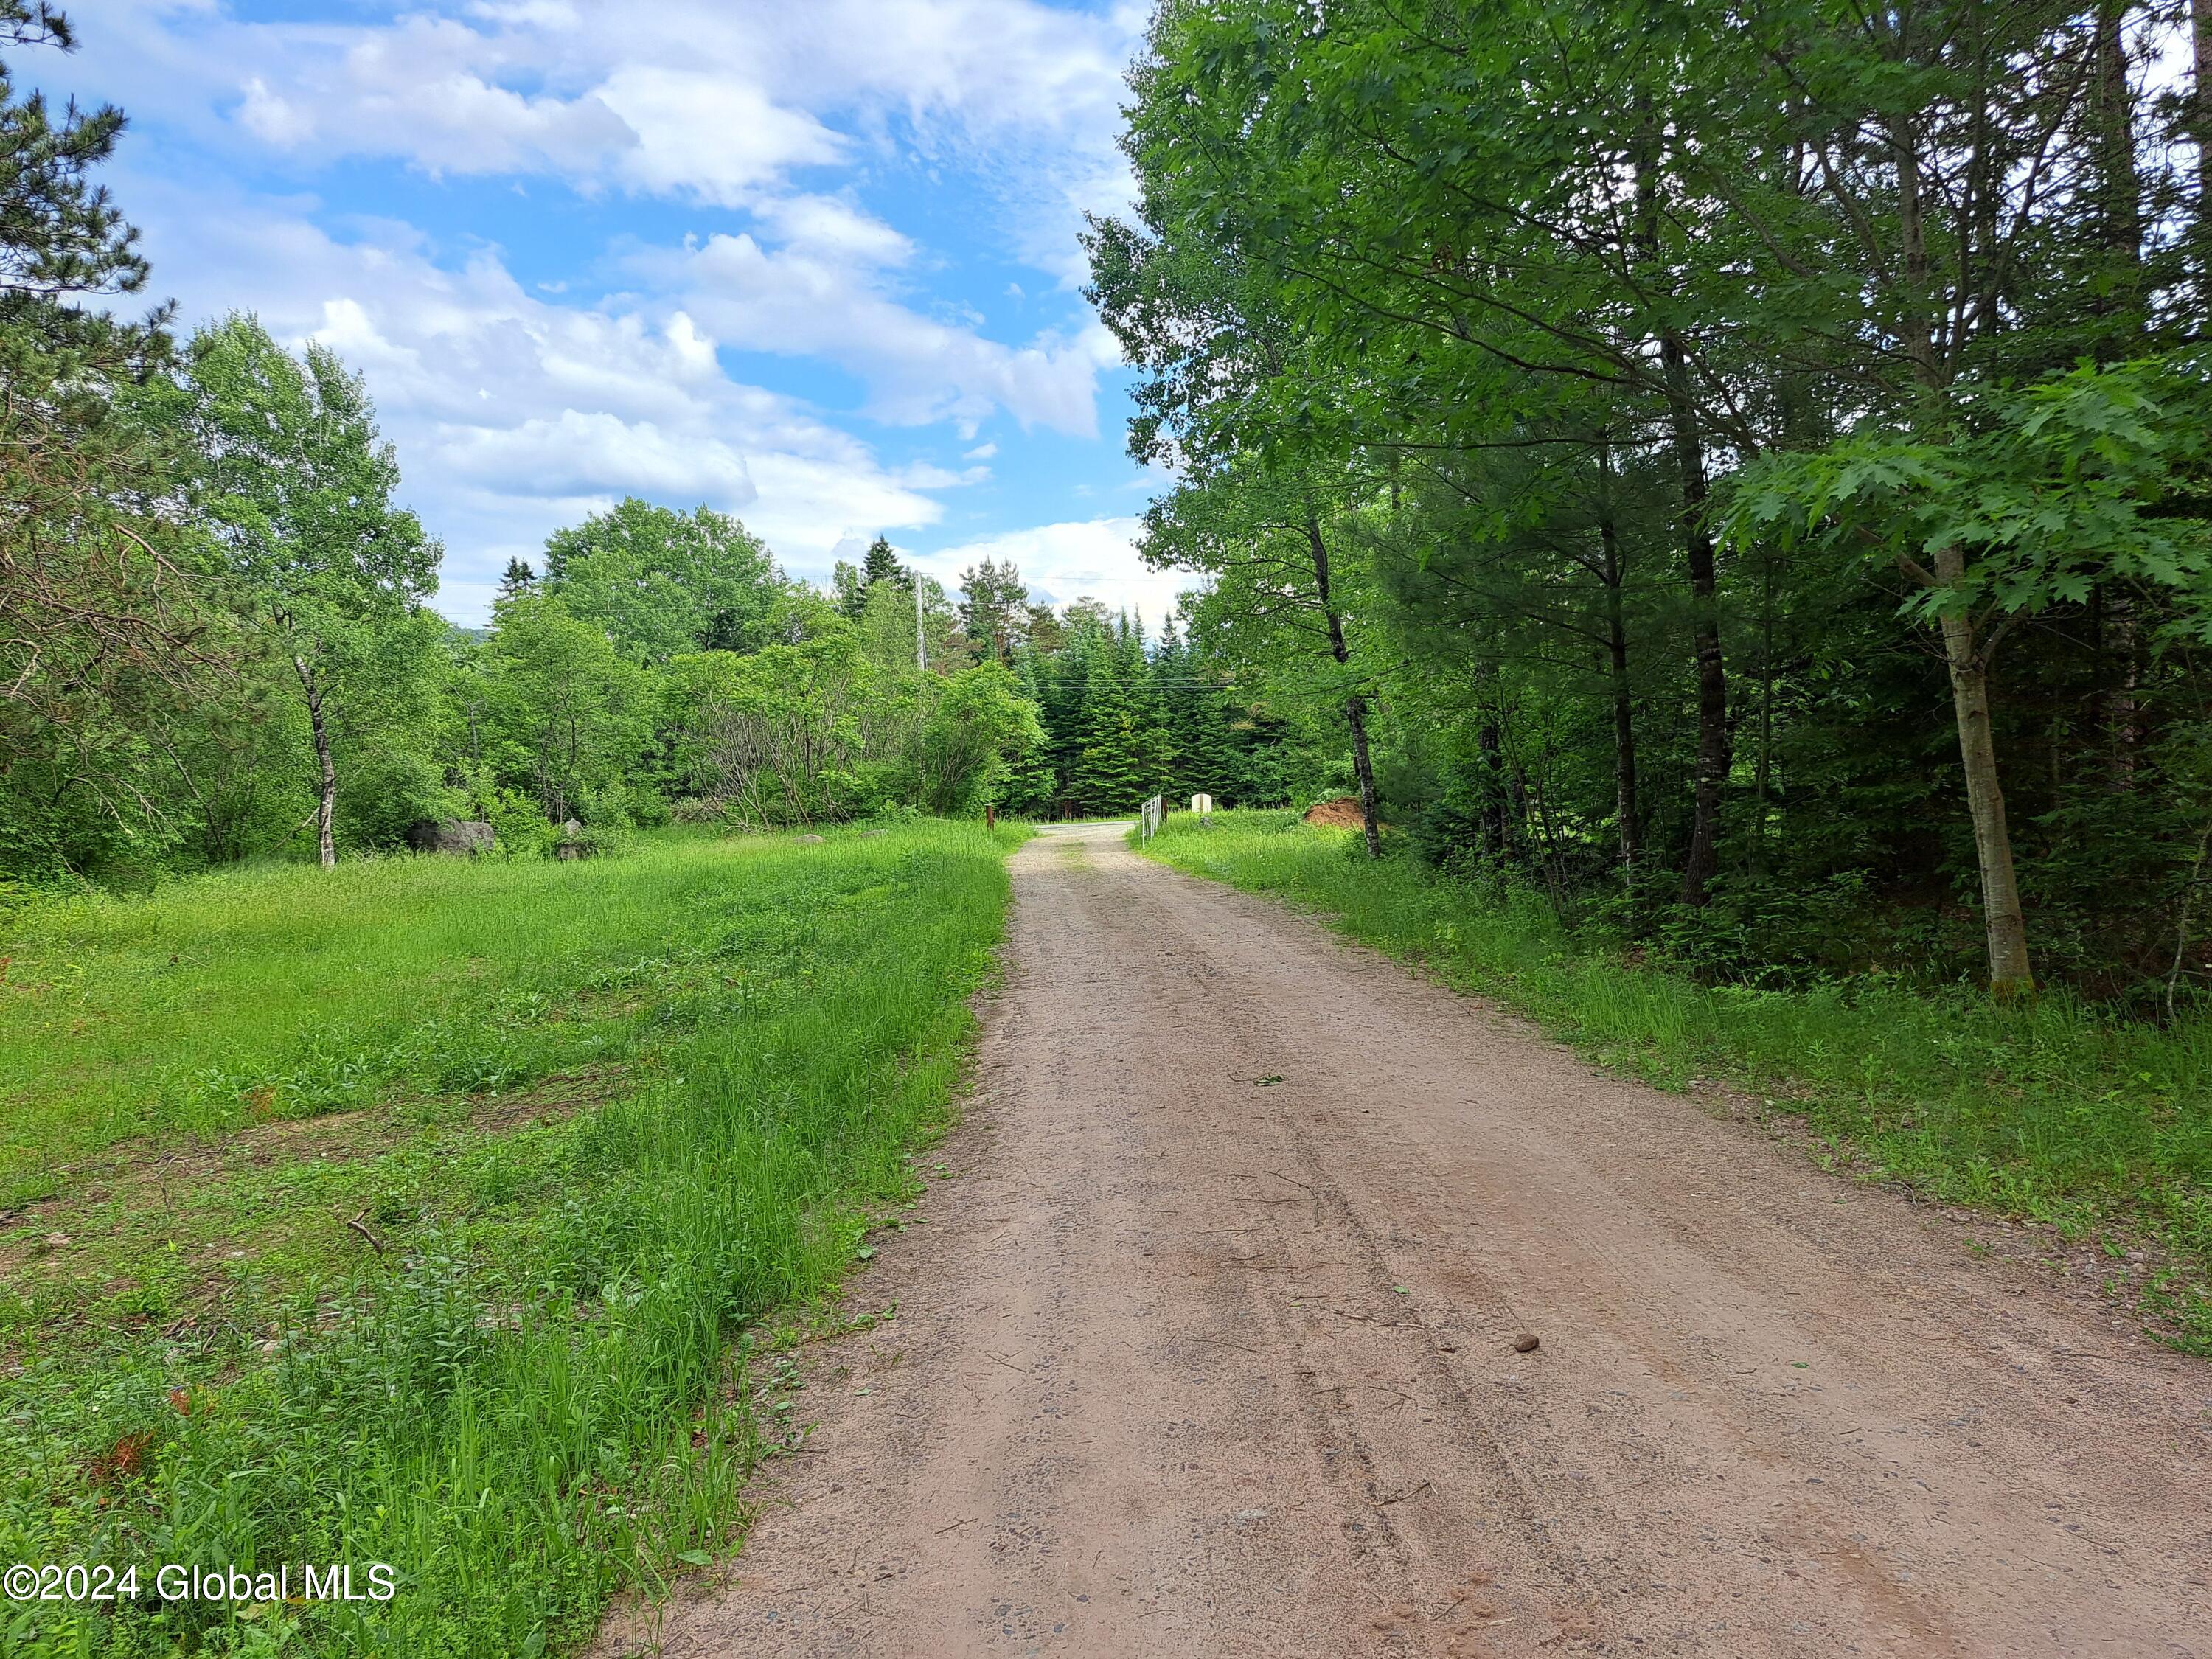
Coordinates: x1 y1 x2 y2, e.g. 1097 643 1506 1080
1301 796 1368 829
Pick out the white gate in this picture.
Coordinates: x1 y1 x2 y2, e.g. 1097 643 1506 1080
1139 794 1164 841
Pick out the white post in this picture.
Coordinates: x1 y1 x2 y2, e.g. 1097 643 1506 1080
914 565 927 672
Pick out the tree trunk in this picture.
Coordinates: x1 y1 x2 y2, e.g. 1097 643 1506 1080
2197 0 2212 237
2104 588 2140 792
1931 545 2033 997
1634 112 1729 906
288 650 338 870
1305 507 1380 858
2093 0 2143 349
1888 106 2032 996
1607 605 1641 880
1346 691 1382 860
1478 708 1506 859
1596 476 1641 880
1661 333 1731 908
306 681 335 869
2091 7 2143 786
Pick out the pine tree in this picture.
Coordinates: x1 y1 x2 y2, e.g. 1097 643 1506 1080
1072 644 1147 811
839 535 908 620
1122 616 1175 799
1188 676 1251 804
1151 618 1259 806
0 1 198 759
497 557 536 601
958 557 1029 661
862 535 906 590
995 728 1059 818
1152 622 1200 799
992 650 1057 815
1032 618 1096 807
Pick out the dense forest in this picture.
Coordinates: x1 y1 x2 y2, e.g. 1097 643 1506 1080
1091 0 2212 1006
0 6 1293 893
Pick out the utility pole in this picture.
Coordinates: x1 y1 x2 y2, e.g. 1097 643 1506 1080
914 563 928 671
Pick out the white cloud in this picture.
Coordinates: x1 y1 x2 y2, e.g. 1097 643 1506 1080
594 66 845 204
433 411 760 504
915 518 1197 632
662 231 1117 434
218 14 636 179
66 1 1137 438
751 194 914 267
83 1 1139 232
132 184 947 620
57 1 1161 623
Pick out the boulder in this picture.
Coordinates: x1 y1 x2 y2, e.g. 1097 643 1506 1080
408 819 495 856
554 818 592 860
797 833 827 844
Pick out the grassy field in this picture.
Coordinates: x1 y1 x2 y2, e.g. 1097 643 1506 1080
1 821 1019 1655
1144 811 2212 1352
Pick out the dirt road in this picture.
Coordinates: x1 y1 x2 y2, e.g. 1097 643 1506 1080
600 824 2211 1657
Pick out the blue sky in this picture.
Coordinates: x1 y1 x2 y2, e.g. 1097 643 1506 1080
41 0 1184 625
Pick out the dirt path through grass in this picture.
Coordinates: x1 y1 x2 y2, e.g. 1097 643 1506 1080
602 822 2210 1658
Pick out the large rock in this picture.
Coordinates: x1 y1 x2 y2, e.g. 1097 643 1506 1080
409 819 494 856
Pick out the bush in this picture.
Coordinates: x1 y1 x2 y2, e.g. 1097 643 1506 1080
666 796 728 826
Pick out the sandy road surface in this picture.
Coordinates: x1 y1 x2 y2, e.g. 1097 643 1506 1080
599 823 2211 1658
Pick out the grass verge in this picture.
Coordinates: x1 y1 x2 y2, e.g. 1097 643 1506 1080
1 820 1020 1655
1144 810 2212 1352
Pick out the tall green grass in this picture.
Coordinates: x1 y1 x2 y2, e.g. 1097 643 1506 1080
1147 811 2212 1349
1 822 1017 1655
0 828 807 1204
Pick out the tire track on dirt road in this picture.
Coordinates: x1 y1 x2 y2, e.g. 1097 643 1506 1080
596 823 2211 1658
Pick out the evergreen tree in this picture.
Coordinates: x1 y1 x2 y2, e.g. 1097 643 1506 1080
1121 613 1175 799
992 650 1059 816
862 535 907 590
1153 622 1213 801
1030 614 1099 806
1071 643 1148 811
497 557 535 601
841 534 910 622
959 557 1029 661
0 0 209 871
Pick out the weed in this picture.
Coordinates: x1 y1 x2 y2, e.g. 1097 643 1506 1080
0 821 1020 1655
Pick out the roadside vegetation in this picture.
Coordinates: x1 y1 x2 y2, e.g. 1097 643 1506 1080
1093 2 2212 1012
6 5 2211 1650
1 10 1275 894
1 820 1018 1656
1147 813 2212 1352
